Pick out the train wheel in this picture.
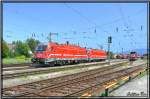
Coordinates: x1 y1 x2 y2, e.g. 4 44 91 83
59 61 64 66
49 62 55 66
61 61 64 65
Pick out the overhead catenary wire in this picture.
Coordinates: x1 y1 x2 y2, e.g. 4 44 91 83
117 4 146 52
63 3 110 34
63 3 145 46
5 4 146 51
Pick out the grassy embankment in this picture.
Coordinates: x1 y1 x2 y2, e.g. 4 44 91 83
3 56 31 64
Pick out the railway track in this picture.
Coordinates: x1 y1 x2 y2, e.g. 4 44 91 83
2 59 127 71
3 66 36 71
3 61 108 72
3 61 146 97
3 63 32 68
3 59 127 67
2 60 128 80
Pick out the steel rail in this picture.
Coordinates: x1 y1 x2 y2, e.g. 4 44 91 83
2 60 128 80
2 61 142 97
34 64 146 97
3 63 32 68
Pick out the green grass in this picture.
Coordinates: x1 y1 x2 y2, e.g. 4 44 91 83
137 70 148 78
3 57 31 64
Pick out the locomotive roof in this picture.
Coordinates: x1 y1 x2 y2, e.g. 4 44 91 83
46 42 106 52
48 42 84 48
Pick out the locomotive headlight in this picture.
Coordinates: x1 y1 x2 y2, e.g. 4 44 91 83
45 58 48 62
31 58 36 62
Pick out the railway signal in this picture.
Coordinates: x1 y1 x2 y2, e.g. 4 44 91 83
108 36 112 43
108 36 112 65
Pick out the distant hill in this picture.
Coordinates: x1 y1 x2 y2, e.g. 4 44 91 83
118 49 147 55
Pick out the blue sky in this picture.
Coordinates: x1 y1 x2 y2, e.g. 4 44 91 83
3 3 147 53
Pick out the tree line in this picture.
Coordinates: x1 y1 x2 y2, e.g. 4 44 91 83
2 38 40 58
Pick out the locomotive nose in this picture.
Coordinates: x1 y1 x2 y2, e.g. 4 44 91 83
34 52 45 58
32 52 47 64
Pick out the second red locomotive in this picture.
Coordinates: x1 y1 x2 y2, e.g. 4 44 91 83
129 51 140 61
31 42 107 66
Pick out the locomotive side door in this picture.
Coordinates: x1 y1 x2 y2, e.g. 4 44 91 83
86 49 90 61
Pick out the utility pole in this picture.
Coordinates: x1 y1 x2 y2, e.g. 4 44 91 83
108 36 112 65
49 32 51 42
48 32 58 42
122 48 123 54
78 42 79 46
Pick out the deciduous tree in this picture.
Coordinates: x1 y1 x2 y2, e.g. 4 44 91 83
2 40 9 58
26 38 40 53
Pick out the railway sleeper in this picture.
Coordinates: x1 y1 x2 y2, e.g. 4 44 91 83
57 89 73 95
64 88 81 93
3 90 28 97
3 62 145 97
23 93 39 97
41 90 69 96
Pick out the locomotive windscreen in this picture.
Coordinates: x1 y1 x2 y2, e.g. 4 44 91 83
35 45 47 51
130 52 136 54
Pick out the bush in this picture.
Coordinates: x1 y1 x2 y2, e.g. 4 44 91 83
8 50 15 58
15 55 26 59
26 38 40 53
14 40 31 57
2 40 9 58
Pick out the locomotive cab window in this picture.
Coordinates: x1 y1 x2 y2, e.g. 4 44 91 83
48 47 53 51
130 52 136 54
35 45 47 52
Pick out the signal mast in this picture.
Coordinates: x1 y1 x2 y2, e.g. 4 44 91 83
48 32 58 42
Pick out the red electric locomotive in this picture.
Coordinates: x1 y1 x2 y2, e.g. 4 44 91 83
88 49 107 62
129 51 138 61
31 42 107 66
